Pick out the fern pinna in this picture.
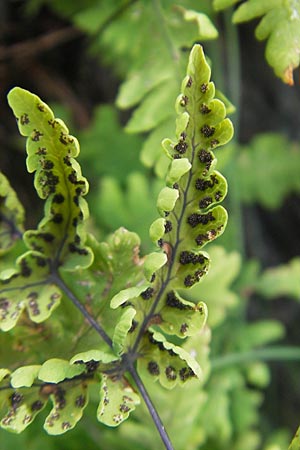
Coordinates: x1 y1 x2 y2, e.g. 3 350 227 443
0 45 233 449
214 0 300 85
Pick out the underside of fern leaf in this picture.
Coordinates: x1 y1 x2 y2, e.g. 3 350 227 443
0 44 233 444
7 88 92 269
0 172 24 255
111 44 233 386
0 89 93 330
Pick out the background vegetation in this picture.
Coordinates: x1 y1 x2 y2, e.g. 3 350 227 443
1 1 300 449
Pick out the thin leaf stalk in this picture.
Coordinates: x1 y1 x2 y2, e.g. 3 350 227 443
0 212 23 240
37 271 175 450
128 362 175 450
132 132 198 353
51 272 113 349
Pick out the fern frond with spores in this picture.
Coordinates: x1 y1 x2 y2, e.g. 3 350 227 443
0 44 233 447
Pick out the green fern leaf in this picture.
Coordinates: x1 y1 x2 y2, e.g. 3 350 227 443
159 294 207 338
38 359 86 383
1 388 47 433
152 44 232 290
0 172 24 254
97 375 140 427
0 88 94 331
255 257 300 300
185 246 241 327
110 2 222 175
116 60 173 110
213 0 240 11
0 350 118 434
74 2 218 77
198 368 262 448
112 307 136 355
0 368 46 433
235 320 285 350
10 366 41 388
143 252 168 280
111 328 211 450
175 7 218 39
111 286 149 309
137 329 202 389
78 105 143 181
0 43 233 438
85 227 145 302
69 349 117 365
59 228 146 352
95 173 163 250
110 45 232 391
289 427 300 450
232 0 300 84
235 133 300 209
44 382 89 435
0 252 62 331
7 87 93 270
124 79 179 134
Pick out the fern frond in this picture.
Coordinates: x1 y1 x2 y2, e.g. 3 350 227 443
109 44 233 389
0 172 24 255
0 350 123 434
255 257 300 300
1 43 234 442
184 245 241 327
7 87 93 270
235 133 300 209
94 173 163 250
215 0 300 85
213 0 239 10
74 1 219 176
0 88 93 331
289 427 300 450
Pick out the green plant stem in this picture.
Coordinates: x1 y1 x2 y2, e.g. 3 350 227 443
49 272 173 449
51 272 113 349
0 279 49 294
211 346 300 371
44 270 174 450
132 135 197 354
0 212 23 240
0 373 95 392
128 363 174 450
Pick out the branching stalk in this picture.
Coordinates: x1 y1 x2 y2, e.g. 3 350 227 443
132 132 197 353
2 46 232 445
128 363 174 450
52 271 175 449
0 212 23 240
0 279 50 295
51 272 113 349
